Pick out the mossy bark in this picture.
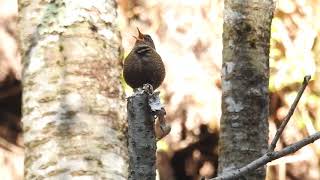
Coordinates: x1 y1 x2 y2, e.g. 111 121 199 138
218 1 274 179
19 0 128 179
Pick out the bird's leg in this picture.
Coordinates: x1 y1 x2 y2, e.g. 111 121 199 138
142 83 154 94
133 84 152 95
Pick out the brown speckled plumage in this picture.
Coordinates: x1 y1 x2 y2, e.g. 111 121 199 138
123 28 165 90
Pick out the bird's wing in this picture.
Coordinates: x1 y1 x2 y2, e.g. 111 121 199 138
135 44 153 55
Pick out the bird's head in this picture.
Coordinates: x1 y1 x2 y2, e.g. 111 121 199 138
133 28 156 49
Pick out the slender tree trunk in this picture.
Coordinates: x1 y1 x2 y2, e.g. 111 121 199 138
127 91 156 180
218 1 274 179
19 0 128 179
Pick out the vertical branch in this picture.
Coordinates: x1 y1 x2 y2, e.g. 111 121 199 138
219 1 275 179
20 0 128 179
127 90 156 180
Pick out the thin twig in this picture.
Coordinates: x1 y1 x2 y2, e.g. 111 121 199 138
269 75 311 152
208 75 313 180
210 131 320 180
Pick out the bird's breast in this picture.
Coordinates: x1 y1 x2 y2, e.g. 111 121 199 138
123 44 165 89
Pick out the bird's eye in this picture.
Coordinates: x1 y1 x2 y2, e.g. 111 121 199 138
144 35 152 41
143 34 155 49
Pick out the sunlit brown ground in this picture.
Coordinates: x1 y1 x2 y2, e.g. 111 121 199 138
0 0 319 179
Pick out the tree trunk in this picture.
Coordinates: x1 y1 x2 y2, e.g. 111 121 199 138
19 0 128 179
127 91 156 180
218 1 274 179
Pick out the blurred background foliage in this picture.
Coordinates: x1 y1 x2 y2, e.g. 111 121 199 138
0 0 319 179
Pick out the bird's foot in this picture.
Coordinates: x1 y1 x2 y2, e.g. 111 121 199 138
142 83 154 94
132 84 153 96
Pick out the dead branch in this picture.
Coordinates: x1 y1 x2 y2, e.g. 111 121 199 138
208 75 314 180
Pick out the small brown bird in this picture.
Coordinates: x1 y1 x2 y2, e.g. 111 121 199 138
123 28 165 90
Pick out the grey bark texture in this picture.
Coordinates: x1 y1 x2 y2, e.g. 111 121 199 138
127 90 156 180
19 0 128 179
218 1 275 179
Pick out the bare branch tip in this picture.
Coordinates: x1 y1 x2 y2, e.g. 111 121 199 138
303 75 311 83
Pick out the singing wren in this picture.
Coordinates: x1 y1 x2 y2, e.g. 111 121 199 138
123 28 165 90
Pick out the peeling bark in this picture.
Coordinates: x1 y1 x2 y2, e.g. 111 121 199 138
19 0 128 179
218 1 275 179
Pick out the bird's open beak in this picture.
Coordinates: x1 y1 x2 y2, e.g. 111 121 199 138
137 27 144 39
132 28 144 41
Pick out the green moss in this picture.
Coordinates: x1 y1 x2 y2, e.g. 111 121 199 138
59 45 64 52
